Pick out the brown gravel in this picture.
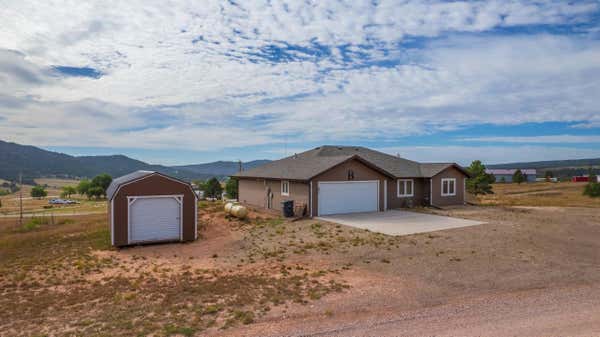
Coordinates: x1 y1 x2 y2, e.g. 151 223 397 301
214 205 600 337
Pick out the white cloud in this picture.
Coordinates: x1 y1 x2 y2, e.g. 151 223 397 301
460 135 600 143
377 145 600 166
0 1 599 156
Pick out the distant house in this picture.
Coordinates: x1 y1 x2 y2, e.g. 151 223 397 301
486 169 537 183
233 145 470 216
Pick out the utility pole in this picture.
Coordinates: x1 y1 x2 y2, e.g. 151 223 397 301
238 160 242 172
19 172 23 226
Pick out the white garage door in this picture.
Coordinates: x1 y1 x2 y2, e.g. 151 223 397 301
129 196 181 243
318 181 379 216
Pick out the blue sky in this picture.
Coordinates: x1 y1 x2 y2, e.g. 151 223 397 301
1 1 600 166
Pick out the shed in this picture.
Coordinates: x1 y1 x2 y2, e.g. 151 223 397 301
107 171 197 247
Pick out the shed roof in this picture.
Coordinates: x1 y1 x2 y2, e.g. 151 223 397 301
106 170 196 201
106 170 155 200
233 146 468 180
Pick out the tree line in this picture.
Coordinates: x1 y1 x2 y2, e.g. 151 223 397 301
30 173 113 199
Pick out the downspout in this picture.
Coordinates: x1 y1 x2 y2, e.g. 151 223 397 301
384 180 387 211
309 180 313 217
429 178 433 207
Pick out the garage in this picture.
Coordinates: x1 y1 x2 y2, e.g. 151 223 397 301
129 195 182 243
107 171 197 247
318 180 379 216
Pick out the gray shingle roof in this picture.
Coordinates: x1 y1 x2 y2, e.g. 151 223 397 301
106 170 155 200
233 146 467 180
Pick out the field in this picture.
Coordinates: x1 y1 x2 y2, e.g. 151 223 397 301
0 178 105 216
472 181 600 207
1 183 600 336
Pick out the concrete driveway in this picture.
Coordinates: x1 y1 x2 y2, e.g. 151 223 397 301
318 210 484 236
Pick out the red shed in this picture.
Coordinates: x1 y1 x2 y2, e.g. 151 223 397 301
107 171 198 247
572 176 589 182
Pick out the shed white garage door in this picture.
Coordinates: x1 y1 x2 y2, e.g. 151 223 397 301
318 181 379 216
129 196 181 243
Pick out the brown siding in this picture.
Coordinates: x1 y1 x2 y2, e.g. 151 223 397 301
310 159 388 216
387 178 427 209
111 174 196 246
238 178 309 214
431 166 466 207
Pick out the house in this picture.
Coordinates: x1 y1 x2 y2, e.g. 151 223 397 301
232 146 470 216
107 170 198 247
485 169 537 183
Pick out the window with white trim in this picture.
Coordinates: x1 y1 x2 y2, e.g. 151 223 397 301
397 179 414 197
281 180 290 196
441 178 456 196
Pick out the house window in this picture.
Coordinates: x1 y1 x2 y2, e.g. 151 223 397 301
281 180 290 196
397 179 414 197
441 178 456 196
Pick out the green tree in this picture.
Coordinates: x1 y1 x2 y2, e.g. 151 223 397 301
77 179 91 196
583 182 600 198
544 170 554 181
204 177 223 199
512 169 525 184
91 173 112 197
192 180 205 190
60 186 77 198
225 178 238 199
465 160 495 195
31 185 48 198
588 167 597 184
88 186 104 199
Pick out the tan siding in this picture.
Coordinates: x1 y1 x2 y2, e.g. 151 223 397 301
238 178 266 208
310 159 387 216
387 178 427 208
238 178 309 215
111 175 196 247
431 166 466 206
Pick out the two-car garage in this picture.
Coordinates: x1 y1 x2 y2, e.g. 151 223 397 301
311 158 387 217
317 181 379 216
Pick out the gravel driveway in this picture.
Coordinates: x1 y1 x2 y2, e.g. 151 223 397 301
318 209 484 235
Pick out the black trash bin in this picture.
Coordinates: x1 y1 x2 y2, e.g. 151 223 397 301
282 200 294 217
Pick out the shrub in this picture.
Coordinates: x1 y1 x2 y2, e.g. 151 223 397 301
31 185 47 198
22 217 48 231
583 182 600 198
512 169 525 184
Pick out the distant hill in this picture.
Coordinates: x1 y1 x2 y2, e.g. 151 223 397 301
0 140 268 183
487 158 600 179
487 158 600 170
174 160 271 177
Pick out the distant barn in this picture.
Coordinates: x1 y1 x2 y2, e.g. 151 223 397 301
571 175 598 183
486 169 537 183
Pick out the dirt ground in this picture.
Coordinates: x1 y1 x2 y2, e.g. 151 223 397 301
1 198 599 336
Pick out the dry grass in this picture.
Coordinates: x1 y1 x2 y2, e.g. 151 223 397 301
0 205 349 336
0 184 106 216
472 182 600 207
34 178 79 188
